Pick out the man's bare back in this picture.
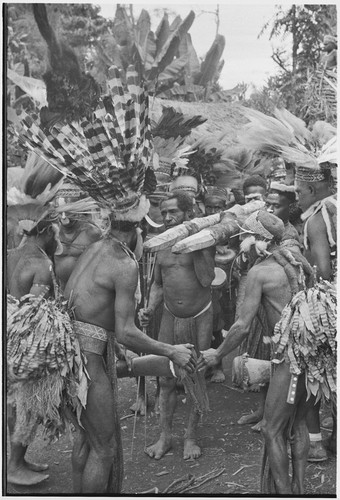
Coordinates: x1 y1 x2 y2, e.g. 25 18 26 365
8 246 53 299
252 257 292 332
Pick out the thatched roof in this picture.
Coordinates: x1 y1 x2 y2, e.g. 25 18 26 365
151 98 248 148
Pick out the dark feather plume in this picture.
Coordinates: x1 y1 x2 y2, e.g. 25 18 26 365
32 4 101 125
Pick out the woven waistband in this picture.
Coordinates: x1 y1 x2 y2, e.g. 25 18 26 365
73 321 108 356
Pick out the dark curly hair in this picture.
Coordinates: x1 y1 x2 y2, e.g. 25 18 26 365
243 175 267 194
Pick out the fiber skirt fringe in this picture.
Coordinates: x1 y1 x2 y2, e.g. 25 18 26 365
272 280 336 403
7 293 89 445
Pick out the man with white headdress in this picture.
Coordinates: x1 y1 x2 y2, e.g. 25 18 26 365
197 209 336 494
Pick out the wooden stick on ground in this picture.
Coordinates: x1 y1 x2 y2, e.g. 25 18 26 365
180 468 226 493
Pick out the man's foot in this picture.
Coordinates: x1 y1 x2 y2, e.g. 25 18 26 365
251 420 263 433
307 441 328 462
183 439 201 460
130 395 148 416
210 369 225 383
24 460 49 472
145 437 172 460
237 409 263 425
7 466 49 486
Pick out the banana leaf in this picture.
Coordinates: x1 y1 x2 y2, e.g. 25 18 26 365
158 54 189 82
155 12 170 55
195 34 226 87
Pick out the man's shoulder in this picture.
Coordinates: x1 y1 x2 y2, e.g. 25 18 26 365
307 211 327 235
251 257 284 278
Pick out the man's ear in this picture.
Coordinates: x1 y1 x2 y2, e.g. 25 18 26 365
308 184 316 195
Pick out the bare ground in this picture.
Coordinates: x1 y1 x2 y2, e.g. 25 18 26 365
5 355 336 496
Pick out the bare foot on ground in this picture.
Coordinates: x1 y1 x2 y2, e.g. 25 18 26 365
237 409 263 425
130 394 148 416
24 460 49 472
183 439 201 460
145 437 172 460
7 465 49 486
210 369 225 383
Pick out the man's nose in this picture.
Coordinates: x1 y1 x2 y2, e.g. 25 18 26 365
267 205 274 213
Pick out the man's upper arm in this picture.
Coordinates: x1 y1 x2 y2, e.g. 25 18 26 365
237 267 263 332
114 259 139 339
307 214 331 280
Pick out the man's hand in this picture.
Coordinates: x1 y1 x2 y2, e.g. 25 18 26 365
170 344 196 373
138 307 154 327
197 348 219 370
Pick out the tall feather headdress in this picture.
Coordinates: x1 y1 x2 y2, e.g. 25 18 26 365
15 64 154 221
238 107 337 183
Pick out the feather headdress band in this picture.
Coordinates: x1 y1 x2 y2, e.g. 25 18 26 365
15 65 154 222
238 107 337 183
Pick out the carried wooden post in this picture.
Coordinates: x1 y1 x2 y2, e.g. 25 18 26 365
143 200 265 253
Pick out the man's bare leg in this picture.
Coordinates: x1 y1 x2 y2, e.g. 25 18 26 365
184 305 213 460
184 408 202 459
7 406 49 486
74 353 122 494
262 363 298 494
130 377 148 416
145 377 177 459
306 401 327 461
291 397 313 495
238 385 267 426
71 427 90 493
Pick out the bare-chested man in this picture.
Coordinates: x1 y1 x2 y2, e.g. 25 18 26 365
63 213 196 493
139 191 215 460
7 214 60 486
198 209 316 494
54 183 102 290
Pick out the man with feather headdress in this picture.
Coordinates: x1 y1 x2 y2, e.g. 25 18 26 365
14 5 196 492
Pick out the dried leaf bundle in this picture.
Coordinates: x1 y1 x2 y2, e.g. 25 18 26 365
7 293 89 444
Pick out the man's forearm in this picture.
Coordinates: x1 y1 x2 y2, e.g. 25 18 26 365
215 322 249 362
122 328 175 359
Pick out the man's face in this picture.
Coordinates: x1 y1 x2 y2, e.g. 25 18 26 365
294 181 315 213
244 185 266 203
265 192 289 223
160 199 189 229
205 196 226 215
